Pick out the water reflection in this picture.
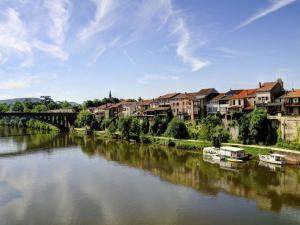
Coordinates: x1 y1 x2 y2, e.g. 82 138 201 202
0 129 299 225
76 136 300 213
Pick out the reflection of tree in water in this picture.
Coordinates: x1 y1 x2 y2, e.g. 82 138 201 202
77 137 300 213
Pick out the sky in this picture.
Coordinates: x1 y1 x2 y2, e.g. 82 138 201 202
0 0 299 103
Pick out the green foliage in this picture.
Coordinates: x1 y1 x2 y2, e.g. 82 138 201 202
141 118 150 134
149 116 167 136
0 103 10 112
76 110 98 129
238 114 251 144
107 121 117 135
32 104 48 112
249 109 268 144
99 118 112 130
164 118 189 139
118 117 131 140
130 117 141 140
11 101 24 112
211 126 230 148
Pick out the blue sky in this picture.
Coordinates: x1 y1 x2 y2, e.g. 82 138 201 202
0 0 299 102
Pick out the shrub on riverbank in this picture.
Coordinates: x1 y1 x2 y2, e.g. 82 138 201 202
164 118 189 139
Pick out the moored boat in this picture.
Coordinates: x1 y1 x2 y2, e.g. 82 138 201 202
219 146 250 162
259 154 286 165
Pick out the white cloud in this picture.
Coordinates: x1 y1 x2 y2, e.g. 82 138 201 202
174 18 210 71
0 76 37 90
78 0 119 41
33 39 68 61
234 0 296 30
0 8 31 56
0 7 68 65
137 75 180 84
45 0 72 45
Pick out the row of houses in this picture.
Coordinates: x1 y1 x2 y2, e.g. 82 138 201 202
91 78 300 120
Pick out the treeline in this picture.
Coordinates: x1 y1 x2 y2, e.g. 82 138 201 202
82 97 137 108
0 96 76 113
0 117 59 132
75 109 280 148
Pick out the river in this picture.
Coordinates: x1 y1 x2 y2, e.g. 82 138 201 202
0 127 299 225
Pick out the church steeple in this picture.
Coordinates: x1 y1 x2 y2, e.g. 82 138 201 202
109 90 112 99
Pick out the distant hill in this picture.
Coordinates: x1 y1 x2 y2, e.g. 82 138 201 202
0 98 41 105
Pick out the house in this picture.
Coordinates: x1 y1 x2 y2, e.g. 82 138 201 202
104 101 137 118
156 92 180 107
136 100 152 116
219 90 243 115
228 89 256 112
207 93 226 115
94 103 114 119
170 92 195 120
143 106 172 118
193 88 219 119
281 89 300 115
255 79 285 114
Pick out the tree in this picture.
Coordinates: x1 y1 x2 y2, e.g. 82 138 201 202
130 117 141 140
249 109 268 144
0 103 10 112
164 118 189 139
60 101 72 109
211 126 230 148
238 114 251 144
76 110 97 129
141 118 150 134
118 117 131 140
32 104 48 112
11 101 24 112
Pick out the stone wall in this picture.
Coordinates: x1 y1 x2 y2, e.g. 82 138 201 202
269 114 300 142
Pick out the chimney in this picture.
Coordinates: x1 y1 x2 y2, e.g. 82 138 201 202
259 82 262 88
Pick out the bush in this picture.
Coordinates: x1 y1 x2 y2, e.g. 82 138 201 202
141 118 150 134
164 118 189 139
118 117 131 140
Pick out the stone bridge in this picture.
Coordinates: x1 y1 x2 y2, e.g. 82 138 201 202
0 112 78 132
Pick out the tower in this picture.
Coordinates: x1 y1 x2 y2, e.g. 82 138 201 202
109 90 112 99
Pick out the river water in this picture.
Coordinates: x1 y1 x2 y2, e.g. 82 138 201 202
0 127 299 225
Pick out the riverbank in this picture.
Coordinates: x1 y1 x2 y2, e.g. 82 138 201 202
73 128 300 159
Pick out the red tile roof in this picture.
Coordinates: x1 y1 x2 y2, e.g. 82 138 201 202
231 89 256 100
196 88 218 96
282 89 300 98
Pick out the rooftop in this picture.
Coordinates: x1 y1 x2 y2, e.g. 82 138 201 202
210 93 226 101
231 89 256 100
256 81 279 92
157 92 180 100
196 88 218 97
282 89 300 98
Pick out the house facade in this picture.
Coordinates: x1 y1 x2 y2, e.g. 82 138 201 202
228 89 256 112
255 79 285 114
193 88 219 119
281 89 300 115
170 92 195 120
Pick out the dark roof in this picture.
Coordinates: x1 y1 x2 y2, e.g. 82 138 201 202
196 88 218 96
210 93 226 101
173 92 196 99
157 92 179 100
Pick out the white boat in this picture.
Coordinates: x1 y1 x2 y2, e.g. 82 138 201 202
259 154 286 165
219 146 250 162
